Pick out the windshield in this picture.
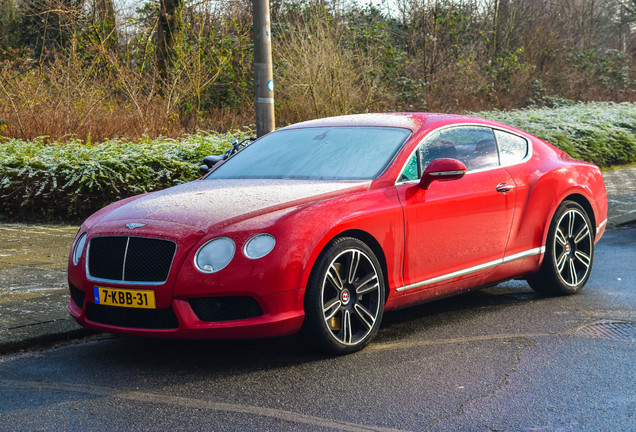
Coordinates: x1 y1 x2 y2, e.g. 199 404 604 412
206 126 411 180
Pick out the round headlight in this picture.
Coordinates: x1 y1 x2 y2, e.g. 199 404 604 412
72 233 87 266
243 234 276 259
195 237 235 273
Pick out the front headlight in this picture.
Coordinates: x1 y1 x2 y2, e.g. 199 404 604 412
194 237 235 273
243 234 276 259
72 233 87 266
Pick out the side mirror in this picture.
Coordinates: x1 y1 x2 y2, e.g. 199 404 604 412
203 155 225 168
419 158 467 190
198 137 256 175
199 155 226 175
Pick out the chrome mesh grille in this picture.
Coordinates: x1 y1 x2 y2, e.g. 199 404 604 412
88 236 176 283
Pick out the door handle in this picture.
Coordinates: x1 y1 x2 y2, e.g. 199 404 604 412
496 183 515 193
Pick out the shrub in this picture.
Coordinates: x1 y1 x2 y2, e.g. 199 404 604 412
1 102 635 222
0 132 241 220
274 6 390 122
478 102 636 167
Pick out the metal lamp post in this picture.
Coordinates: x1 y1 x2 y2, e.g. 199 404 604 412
253 0 275 137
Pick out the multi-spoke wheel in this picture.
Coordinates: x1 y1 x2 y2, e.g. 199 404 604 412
302 237 385 354
528 201 594 295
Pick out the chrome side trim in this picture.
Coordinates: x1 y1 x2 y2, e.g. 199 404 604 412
397 259 501 292
596 219 607 231
396 246 545 292
502 246 545 263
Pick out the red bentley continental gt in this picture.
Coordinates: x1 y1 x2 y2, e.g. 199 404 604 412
68 113 608 353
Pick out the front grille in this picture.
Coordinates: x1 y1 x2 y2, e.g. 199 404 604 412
86 302 179 329
70 284 85 308
88 236 176 283
189 296 263 322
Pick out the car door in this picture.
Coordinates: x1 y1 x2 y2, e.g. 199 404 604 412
395 125 517 293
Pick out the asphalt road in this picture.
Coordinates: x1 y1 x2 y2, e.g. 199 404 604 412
0 226 634 432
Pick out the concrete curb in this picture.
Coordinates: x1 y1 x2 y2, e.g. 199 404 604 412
0 327 93 355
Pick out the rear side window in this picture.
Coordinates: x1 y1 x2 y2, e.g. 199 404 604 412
495 130 528 165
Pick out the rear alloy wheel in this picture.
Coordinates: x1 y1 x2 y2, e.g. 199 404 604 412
528 201 594 295
303 237 385 354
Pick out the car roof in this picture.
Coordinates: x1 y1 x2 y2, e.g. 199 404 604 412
279 113 484 133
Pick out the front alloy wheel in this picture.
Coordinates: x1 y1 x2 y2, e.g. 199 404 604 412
528 200 594 295
303 237 385 354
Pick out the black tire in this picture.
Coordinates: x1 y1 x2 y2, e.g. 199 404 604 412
527 200 594 296
302 237 385 354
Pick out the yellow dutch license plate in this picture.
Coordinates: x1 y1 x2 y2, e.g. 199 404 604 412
93 286 156 309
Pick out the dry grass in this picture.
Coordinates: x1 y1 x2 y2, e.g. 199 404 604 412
274 13 391 123
2 1 636 142
1 51 172 141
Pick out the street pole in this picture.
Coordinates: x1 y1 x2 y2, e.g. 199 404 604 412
253 0 275 137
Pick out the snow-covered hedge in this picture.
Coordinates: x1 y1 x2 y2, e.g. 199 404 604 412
479 102 636 167
0 133 237 220
2 102 635 220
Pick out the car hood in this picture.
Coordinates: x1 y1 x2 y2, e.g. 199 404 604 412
91 179 370 232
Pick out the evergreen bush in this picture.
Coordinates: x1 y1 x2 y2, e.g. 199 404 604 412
0 132 236 220
2 102 635 221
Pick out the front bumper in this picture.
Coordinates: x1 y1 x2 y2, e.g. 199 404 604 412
68 287 305 339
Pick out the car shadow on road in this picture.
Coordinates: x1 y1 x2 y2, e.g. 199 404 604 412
381 281 539 328
68 281 544 377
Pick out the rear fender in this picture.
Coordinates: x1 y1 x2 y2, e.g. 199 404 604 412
517 165 605 267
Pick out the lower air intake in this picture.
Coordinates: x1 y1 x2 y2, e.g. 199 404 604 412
189 296 263 322
86 302 179 329
70 284 86 308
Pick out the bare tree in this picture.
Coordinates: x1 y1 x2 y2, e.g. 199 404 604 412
156 0 184 87
92 0 117 48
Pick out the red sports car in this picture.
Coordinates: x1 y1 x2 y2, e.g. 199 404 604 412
67 113 608 353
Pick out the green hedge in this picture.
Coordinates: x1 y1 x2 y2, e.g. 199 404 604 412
478 102 636 167
0 133 236 220
2 102 636 221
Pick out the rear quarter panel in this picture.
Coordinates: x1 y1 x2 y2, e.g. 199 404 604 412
503 136 608 268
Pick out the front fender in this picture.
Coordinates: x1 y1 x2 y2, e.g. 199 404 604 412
171 186 403 305
288 187 405 296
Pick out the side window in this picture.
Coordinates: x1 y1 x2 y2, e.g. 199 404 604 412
399 154 420 182
494 130 528 165
422 127 498 172
398 126 504 182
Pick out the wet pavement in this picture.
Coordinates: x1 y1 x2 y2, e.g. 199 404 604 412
0 166 635 354
603 165 636 226
0 225 89 352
